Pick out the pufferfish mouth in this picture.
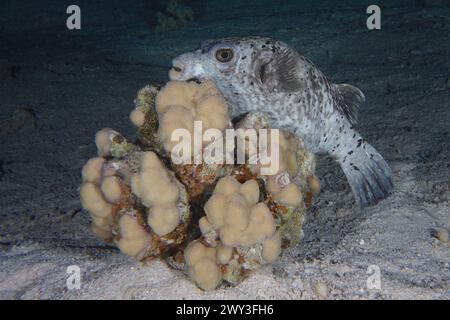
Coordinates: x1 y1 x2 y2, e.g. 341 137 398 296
169 64 206 83
169 54 208 82
168 63 183 80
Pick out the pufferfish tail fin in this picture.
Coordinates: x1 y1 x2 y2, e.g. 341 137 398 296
337 140 394 209
333 83 365 126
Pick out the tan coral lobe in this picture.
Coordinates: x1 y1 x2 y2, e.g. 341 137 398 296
307 175 321 194
100 176 122 203
190 258 221 291
135 151 180 207
216 245 233 265
240 179 260 205
214 176 241 196
184 241 221 290
95 128 115 157
155 80 230 155
262 232 282 263
147 206 180 236
80 182 112 218
202 177 277 247
81 157 105 184
116 214 152 258
130 108 146 127
275 183 302 207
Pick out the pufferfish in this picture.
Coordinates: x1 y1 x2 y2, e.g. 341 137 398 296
169 36 393 208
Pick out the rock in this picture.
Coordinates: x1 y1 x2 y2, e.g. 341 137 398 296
432 228 449 243
314 282 328 299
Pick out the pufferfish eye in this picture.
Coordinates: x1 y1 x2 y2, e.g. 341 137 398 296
215 48 234 63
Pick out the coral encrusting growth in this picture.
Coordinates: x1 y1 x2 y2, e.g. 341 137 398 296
80 79 320 290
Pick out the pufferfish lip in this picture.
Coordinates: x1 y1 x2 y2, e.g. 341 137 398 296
186 77 202 84
168 59 184 80
169 65 183 80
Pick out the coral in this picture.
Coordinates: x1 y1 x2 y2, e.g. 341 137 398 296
156 79 230 154
0 107 38 136
80 79 320 290
184 241 221 290
182 176 281 289
80 130 191 260
156 80 232 199
131 151 186 237
155 0 194 32
130 85 161 149
234 111 319 208
432 228 449 243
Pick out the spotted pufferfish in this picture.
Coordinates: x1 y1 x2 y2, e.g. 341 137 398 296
169 36 393 208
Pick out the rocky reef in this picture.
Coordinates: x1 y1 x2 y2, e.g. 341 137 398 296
80 80 320 290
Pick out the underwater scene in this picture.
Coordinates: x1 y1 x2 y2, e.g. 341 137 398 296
0 0 449 301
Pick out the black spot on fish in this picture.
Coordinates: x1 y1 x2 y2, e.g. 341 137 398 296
347 150 354 155
356 138 363 148
242 56 247 60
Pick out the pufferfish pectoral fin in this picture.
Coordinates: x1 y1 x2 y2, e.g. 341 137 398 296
258 48 304 93
333 83 366 125
273 48 305 92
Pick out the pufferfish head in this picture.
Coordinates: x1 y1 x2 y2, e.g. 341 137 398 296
169 36 304 94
